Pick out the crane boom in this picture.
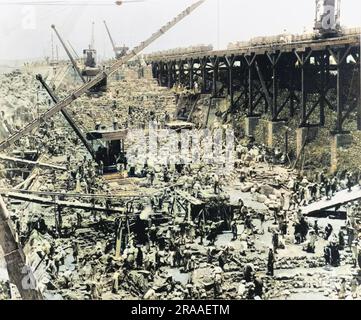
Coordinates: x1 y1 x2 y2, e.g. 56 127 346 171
67 40 80 60
51 25 86 83
104 20 117 55
35 75 96 159
90 21 95 50
0 0 206 152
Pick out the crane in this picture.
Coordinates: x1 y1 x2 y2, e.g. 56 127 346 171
52 24 106 92
83 22 99 72
104 20 128 59
90 21 95 50
0 0 207 152
67 40 80 60
51 24 86 83
81 22 107 92
35 74 96 159
0 1 146 6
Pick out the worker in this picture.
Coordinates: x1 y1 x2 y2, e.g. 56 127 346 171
148 224 158 247
347 225 356 247
351 240 359 267
183 245 191 271
174 245 183 267
259 211 265 235
187 256 196 272
198 224 205 245
325 179 332 200
149 170 155 186
98 160 104 176
303 230 317 253
351 274 358 299
272 231 279 253
347 173 353 192
267 248 275 276
338 229 345 250
299 217 309 242
231 220 238 241
213 267 223 298
91 282 101 300
136 246 143 269
72 241 79 264
188 222 195 243
331 177 338 196
112 271 120 294
244 213 253 233
329 240 340 267
213 174 220 194
207 223 218 246
338 278 347 299
313 220 319 236
279 215 288 236
218 251 226 271
324 223 333 240
324 245 331 266
207 247 213 264
254 276 263 299
243 263 254 283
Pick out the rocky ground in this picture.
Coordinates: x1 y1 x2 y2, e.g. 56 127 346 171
0 64 360 300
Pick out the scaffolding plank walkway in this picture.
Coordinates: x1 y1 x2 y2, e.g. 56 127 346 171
302 186 361 215
6 192 126 214
0 154 66 171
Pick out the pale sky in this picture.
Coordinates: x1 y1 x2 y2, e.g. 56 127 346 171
0 0 360 62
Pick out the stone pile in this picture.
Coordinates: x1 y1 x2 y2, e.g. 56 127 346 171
71 79 177 132
0 70 50 141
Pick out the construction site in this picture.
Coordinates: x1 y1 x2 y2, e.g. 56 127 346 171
0 0 361 301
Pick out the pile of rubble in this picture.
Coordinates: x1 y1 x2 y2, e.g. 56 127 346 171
0 70 51 141
1 63 361 301
71 79 177 132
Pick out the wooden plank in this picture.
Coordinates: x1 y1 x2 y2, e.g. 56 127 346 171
0 195 43 300
0 188 156 199
147 35 360 63
86 129 128 141
302 186 361 215
0 154 66 171
6 192 127 214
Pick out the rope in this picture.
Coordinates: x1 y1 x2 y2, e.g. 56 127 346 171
0 1 146 6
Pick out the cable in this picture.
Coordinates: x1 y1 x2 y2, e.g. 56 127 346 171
0 1 146 6
216 0 220 50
